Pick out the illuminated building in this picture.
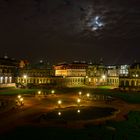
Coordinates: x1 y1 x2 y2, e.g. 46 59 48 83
106 65 119 87
0 56 17 88
54 61 88 77
85 62 107 86
119 63 140 91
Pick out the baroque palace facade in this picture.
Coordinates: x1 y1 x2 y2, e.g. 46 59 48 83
1 56 140 90
16 61 121 88
119 63 140 91
0 56 18 88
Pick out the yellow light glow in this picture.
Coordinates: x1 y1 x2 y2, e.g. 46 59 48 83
89 78 91 82
38 91 41 94
77 98 81 103
77 109 80 113
18 95 21 99
102 75 106 79
51 90 55 94
79 91 82 95
58 112 61 116
20 98 23 101
58 100 62 104
87 93 90 97
23 75 27 79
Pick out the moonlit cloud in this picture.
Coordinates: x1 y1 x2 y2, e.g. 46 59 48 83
87 15 104 31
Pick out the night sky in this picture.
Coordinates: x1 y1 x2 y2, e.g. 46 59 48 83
0 0 140 64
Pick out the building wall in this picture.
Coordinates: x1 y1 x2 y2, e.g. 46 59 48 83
119 63 140 91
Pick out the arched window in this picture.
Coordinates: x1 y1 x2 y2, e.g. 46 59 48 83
131 80 135 87
126 80 129 87
120 80 124 86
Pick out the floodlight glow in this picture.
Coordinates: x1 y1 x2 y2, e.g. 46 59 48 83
23 75 27 79
20 98 23 101
102 75 106 79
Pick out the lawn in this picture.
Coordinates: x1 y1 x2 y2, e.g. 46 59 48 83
1 87 140 103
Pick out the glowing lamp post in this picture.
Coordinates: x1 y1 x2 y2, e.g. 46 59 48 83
58 100 62 108
51 90 55 94
77 98 81 106
18 95 21 99
19 98 24 106
16 95 24 106
38 91 41 95
77 109 80 113
58 112 61 116
86 93 90 98
78 91 82 96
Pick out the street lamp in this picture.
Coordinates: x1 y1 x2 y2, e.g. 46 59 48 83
58 112 61 116
51 90 55 94
77 109 80 113
20 98 23 102
78 91 82 96
58 100 62 108
58 100 62 105
38 91 41 95
86 93 90 98
18 95 21 99
19 98 24 106
77 98 81 103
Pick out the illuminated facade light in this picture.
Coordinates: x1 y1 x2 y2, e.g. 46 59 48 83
23 75 27 79
88 78 91 82
102 75 106 79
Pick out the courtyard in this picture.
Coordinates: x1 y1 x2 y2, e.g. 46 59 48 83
0 87 140 140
